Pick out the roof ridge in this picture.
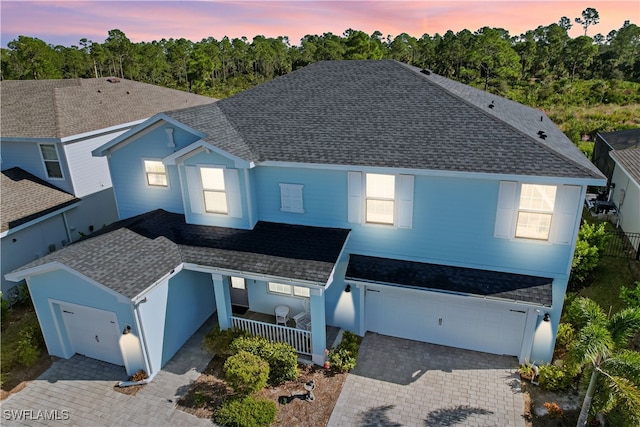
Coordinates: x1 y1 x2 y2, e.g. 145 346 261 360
393 61 601 178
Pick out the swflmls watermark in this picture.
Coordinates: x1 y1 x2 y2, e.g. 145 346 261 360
3 409 70 421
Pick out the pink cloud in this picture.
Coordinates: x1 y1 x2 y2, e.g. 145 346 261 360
1 1 636 48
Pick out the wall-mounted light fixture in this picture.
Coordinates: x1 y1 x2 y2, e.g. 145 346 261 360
123 325 131 335
543 313 550 322
345 284 351 293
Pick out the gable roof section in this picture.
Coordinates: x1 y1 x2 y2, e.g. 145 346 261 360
610 148 640 185
1 167 81 234
0 78 215 139
8 210 350 298
346 254 553 306
159 60 603 180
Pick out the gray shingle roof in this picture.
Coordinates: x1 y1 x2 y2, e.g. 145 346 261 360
1 167 81 233
598 129 640 150
346 254 553 306
11 210 350 299
610 148 640 184
0 78 215 139
164 60 603 179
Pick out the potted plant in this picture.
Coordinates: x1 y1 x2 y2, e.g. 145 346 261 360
518 363 536 381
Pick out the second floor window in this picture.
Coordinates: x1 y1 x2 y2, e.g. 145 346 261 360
365 173 396 225
516 184 557 240
39 144 63 179
201 167 228 214
144 160 168 187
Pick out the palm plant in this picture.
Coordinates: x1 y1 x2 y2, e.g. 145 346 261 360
566 297 640 426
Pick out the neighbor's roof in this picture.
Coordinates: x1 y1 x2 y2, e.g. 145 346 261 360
162 60 603 180
346 254 553 306
610 148 640 185
9 209 350 298
0 78 215 139
1 167 81 233
597 129 640 151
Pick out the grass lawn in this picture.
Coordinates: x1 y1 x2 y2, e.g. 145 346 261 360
579 256 639 314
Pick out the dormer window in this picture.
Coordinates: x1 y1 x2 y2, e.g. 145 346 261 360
39 144 63 179
143 160 168 187
200 167 228 214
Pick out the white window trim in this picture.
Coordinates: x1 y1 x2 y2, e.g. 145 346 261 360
515 184 556 241
201 166 228 214
142 158 170 189
279 183 304 213
348 171 414 229
231 276 246 289
38 143 64 180
267 282 310 298
185 164 242 218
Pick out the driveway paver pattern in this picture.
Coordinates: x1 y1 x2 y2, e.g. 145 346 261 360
328 333 525 427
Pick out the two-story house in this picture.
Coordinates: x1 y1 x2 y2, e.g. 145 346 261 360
0 78 214 295
6 60 606 379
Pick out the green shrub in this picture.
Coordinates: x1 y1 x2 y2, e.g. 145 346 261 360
230 335 298 385
223 351 269 396
556 323 576 350
328 331 361 373
213 396 277 427
17 325 42 367
16 283 32 307
202 325 247 358
570 222 608 285
538 363 578 392
620 282 640 308
1 292 9 324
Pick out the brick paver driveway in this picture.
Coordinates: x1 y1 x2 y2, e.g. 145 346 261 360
328 333 526 427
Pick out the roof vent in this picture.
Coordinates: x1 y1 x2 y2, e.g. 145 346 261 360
488 101 495 109
538 131 548 140
540 115 544 122
420 69 431 75
106 77 120 83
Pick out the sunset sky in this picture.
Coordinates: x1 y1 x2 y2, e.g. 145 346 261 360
1 1 638 48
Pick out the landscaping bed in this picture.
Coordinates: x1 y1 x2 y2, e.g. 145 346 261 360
177 355 347 426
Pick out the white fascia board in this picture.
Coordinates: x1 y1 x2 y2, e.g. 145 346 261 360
182 262 325 289
163 140 251 168
60 119 146 144
258 161 607 186
5 261 130 304
131 263 184 304
0 200 82 239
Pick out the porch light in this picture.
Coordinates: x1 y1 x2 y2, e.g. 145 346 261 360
123 325 131 334
543 313 550 322
345 284 351 293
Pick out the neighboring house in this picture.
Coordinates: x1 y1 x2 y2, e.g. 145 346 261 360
1 168 81 296
0 77 215 294
6 60 606 378
609 148 640 242
592 129 640 183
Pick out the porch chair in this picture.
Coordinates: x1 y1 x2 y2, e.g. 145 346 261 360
293 299 311 330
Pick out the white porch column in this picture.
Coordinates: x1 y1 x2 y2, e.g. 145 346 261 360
212 274 232 330
309 288 326 365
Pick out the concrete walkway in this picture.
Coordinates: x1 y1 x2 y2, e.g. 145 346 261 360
0 316 217 426
328 333 525 427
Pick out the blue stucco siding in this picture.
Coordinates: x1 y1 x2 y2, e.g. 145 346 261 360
108 125 200 219
161 269 216 366
26 268 135 359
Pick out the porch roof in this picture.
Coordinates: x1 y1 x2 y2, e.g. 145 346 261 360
9 209 350 298
345 254 553 307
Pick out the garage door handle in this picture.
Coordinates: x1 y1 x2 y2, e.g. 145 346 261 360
95 335 99 343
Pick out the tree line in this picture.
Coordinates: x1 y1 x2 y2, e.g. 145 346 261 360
1 10 639 105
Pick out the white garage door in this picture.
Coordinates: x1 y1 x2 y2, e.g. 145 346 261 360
365 286 528 356
59 303 124 366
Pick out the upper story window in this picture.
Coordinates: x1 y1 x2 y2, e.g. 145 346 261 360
200 167 228 214
516 184 557 240
143 160 168 187
348 171 414 228
39 144 63 179
365 173 396 225
495 181 581 244
279 183 304 213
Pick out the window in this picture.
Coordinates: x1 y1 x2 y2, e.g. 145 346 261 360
39 144 63 179
268 282 310 298
515 184 557 240
279 183 304 213
366 173 395 224
143 160 168 187
231 277 246 289
200 167 228 214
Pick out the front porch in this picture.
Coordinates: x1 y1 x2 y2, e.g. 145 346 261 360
230 309 340 358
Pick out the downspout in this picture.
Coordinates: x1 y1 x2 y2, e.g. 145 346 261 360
61 211 72 244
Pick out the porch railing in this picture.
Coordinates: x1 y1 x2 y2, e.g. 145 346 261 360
230 316 312 355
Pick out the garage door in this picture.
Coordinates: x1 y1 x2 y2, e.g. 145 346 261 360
59 303 124 366
365 286 528 356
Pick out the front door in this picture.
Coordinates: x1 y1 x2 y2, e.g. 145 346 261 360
229 277 249 307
